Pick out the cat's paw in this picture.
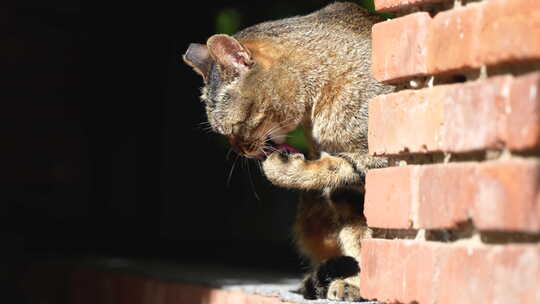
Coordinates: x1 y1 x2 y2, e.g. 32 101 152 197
265 151 305 163
327 279 363 302
262 151 306 186
299 273 318 300
312 256 361 300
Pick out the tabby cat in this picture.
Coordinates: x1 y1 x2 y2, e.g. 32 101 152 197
183 2 392 300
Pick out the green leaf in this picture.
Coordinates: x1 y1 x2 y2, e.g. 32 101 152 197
285 127 309 154
358 0 375 12
357 0 394 19
215 9 242 35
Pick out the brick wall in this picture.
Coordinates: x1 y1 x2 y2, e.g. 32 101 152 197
362 0 540 303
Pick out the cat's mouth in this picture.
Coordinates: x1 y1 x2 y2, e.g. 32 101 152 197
258 140 300 160
229 136 300 160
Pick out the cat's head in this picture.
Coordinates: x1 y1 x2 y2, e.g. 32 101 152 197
183 34 303 159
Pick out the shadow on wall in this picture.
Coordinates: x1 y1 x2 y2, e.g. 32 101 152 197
6 1 385 302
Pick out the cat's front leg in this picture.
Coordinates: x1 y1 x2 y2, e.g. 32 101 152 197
262 151 381 190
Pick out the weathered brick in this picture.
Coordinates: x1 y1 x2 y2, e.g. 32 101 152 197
360 239 540 304
363 165 415 229
368 73 540 155
373 0 540 82
365 159 540 231
374 0 449 13
372 12 431 83
507 69 540 150
368 84 445 154
428 3 483 74
477 0 540 67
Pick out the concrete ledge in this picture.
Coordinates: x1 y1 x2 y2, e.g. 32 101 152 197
22 257 379 304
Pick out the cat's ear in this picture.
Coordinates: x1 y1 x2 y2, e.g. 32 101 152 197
207 34 253 74
183 43 213 82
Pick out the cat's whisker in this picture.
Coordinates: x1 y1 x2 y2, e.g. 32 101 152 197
245 159 261 201
272 121 298 136
260 120 299 147
226 153 241 187
255 157 264 174
197 126 215 134
268 134 290 139
197 121 211 128
259 146 272 159
196 121 215 134
226 148 234 161
260 117 297 139
266 134 291 143
266 119 297 137
261 145 280 155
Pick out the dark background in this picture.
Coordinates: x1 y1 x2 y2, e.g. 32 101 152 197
3 1 375 301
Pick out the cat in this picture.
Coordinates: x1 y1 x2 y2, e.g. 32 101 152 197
183 2 393 301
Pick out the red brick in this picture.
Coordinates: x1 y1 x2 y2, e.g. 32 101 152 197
368 72 540 155
360 239 448 303
507 71 540 150
365 159 540 231
368 84 445 154
428 3 483 74
360 239 540 304
363 165 415 229
374 0 449 13
476 0 540 67
373 0 540 82
372 12 431 83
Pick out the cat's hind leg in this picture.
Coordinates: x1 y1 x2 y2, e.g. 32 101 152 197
303 255 363 301
294 191 342 299
323 220 371 301
326 187 372 301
